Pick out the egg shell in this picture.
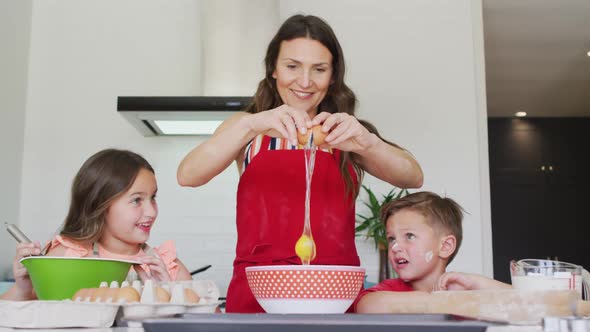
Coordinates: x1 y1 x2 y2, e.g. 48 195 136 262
72 288 89 301
297 125 327 146
91 287 109 302
103 288 119 302
183 288 201 304
117 287 141 303
161 284 171 293
84 288 97 301
155 286 171 303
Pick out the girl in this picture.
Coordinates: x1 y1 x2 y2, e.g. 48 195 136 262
1 149 191 301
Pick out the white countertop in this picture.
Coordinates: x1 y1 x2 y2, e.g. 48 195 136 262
0 326 545 332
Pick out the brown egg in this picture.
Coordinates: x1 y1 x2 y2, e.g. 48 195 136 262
103 288 119 302
297 125 327 146
72 288 89 301
116 287 140 303
183 288 201 304
91 287 108 302
155 286 171 303
84 288 97 302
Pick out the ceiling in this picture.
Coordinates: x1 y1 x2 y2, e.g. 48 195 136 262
483 0 590 117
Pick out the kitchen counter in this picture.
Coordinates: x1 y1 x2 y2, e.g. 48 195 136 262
2 312 586 332
0 324 546 332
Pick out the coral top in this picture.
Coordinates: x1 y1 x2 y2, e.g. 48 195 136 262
49 235 180 281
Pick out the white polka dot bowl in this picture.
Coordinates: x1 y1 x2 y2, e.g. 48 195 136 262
245 265 365 313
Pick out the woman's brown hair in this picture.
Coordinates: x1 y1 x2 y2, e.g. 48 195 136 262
245 14 374 197
60 149 154 243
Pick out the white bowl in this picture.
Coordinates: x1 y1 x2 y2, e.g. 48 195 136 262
245 265 365 314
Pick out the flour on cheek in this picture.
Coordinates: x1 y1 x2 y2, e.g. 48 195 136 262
424 250 433 262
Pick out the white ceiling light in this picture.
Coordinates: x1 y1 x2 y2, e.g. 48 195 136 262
515 111 527 117
154 120 223 135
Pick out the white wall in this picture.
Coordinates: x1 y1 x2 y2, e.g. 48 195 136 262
200 0 279 95
0 0 32 280
8 0 491 293
279 0 492 277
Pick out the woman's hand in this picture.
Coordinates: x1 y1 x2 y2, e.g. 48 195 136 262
435 271 512 291
311 112 376 152
247 105 313 146
177 105 313 187
11 242 41 299
312 111 423 188
134 254 172 282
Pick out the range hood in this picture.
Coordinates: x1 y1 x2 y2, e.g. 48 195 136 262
117 1 277 137
117 96 252 136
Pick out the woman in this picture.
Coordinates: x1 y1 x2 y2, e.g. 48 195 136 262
177 14 423 313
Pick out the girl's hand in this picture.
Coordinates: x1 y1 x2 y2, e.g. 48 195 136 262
12 242 41 299
134 254 172 282
311 112 375 152
247 105 312 146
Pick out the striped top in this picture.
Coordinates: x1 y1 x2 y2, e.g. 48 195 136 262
242 135 333 174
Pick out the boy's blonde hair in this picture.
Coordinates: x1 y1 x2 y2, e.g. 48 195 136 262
380 191 464 264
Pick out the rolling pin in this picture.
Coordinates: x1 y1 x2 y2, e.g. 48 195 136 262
380 289 578 324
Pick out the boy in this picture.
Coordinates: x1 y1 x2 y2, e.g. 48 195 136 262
355 191 510 313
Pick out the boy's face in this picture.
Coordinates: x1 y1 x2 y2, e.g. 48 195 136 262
386 209 446 283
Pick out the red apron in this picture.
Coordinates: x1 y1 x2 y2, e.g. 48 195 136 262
226 135 360 313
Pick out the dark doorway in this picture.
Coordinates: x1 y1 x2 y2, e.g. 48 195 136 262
488 118 589 283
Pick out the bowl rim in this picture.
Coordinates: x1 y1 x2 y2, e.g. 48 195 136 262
19 256 140 265
515 258 580 267
245 265 365 272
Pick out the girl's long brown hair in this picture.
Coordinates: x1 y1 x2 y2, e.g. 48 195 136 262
60 149 154 243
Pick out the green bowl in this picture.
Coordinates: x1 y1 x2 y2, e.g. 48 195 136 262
20 256 138 300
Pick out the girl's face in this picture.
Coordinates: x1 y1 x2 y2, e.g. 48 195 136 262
386 209 443 285
272 37 333 117
102 168 158 253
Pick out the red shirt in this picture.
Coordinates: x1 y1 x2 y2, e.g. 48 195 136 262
353 278 413 312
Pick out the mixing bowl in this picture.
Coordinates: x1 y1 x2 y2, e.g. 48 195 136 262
510 259 582 298
20 256 138 300
245 265 365 313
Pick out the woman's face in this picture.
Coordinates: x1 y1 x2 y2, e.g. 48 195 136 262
101 168 158 253
272 37 333 117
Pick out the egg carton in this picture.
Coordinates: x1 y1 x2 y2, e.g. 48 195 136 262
0 299 119 328
73 279 221 319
